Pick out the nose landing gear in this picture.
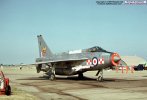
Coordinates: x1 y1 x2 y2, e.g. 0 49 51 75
96 69 103 82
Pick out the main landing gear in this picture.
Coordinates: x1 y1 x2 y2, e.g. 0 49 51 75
96 69 103 82
78 73 84 80
47 66 55 81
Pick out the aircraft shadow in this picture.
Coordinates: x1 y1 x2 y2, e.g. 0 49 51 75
17 75 116 82
143 75 147 77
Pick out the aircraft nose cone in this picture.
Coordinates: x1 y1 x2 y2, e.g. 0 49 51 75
111 53 121 66
113 56 121 62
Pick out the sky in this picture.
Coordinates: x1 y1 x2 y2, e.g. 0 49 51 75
0 0 147 64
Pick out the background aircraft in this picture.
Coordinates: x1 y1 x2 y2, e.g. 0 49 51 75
36 35 125 81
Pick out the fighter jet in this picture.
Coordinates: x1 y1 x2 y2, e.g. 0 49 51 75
36 35 124 81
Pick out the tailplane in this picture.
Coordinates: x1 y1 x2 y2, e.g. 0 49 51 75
37 35 53 58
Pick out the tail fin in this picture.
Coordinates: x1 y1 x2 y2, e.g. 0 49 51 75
37 35 53 58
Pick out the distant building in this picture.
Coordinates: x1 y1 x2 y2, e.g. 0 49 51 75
121 56 146 66
0 64 3 70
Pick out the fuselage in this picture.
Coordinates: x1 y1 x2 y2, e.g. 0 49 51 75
36 47 120 76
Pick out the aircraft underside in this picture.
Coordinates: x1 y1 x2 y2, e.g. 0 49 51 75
36 64 106 81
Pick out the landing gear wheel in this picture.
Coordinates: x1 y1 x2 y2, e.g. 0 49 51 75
78 73 84 80
47 65 56 81
97 76 103 82
49 73 55 81
5 85 11 95
96 69 104 82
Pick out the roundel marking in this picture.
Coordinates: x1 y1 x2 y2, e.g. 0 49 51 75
92 57 98 66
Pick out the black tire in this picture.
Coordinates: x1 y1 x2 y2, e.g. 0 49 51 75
5 85 11 96
78 73 84 80
97 76 103 82
49 73 55 81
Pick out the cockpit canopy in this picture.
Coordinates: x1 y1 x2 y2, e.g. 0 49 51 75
86 46 110 53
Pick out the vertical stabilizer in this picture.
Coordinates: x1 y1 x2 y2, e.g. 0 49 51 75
37 35 53 58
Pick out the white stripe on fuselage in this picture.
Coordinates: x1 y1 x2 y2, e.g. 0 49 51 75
72 65 94 71
69 49 82 54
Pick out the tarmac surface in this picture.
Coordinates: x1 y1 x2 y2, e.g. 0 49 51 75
0 66 147 100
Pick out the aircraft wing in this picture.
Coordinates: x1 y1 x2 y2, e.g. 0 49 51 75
35 58 88 65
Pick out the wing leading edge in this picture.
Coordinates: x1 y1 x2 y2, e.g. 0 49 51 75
35 58 88 65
